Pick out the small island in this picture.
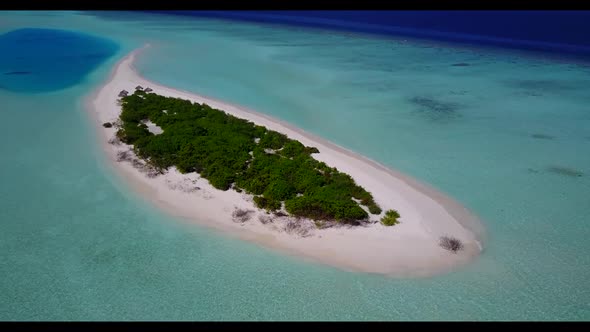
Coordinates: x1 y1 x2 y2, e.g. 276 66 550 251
88 46 484 277
115 89 398 226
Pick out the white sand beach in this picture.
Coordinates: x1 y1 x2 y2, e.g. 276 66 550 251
87 46 485 277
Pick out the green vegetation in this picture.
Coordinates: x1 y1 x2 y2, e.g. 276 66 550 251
380 209 400 226
117 90 386 224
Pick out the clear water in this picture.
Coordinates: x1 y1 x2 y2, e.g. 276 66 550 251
0 11 588 320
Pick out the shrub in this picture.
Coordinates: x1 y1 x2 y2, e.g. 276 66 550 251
253 196 281 211
380 209 400 226
439 236 464 253
253 195 266 209
263 178 296 201
274 211 288 217
259 131 288 150
280 140 305 158
102 122 113 128
305 146 320 154
368 204 382 215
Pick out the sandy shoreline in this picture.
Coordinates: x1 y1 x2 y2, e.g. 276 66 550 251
87 46 485 277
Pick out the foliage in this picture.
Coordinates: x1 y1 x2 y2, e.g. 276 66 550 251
380 209 400 226
117 90 386 224
368 204 382 215
253 195 282 211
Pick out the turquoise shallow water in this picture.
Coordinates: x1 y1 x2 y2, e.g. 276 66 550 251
0 11 589 320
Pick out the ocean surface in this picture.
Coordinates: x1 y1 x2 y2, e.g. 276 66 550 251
158 10 590 58
0 11 588 320
0 28 119 93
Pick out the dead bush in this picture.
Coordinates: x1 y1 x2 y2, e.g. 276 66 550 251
145 167 161 178
440 236 464 253
232 208 254 223
283 219 312 237
108 137 122 146
131 159 144 169
116 150 133 162
258 215 274 225
314 220 336 229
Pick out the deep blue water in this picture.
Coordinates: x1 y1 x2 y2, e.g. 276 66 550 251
151 10 590 59
0 28 119 93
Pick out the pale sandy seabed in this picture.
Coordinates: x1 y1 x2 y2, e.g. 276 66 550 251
86 45 486 278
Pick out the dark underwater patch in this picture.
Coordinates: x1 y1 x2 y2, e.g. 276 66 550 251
531 133 556 140
505 79 583 93
449 90 468 96
503 78 590 98
4 71 32 75
409 96 463 122
451 62 470 67
547 166 583 178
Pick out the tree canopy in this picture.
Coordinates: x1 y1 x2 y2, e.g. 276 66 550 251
117 90 385 224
